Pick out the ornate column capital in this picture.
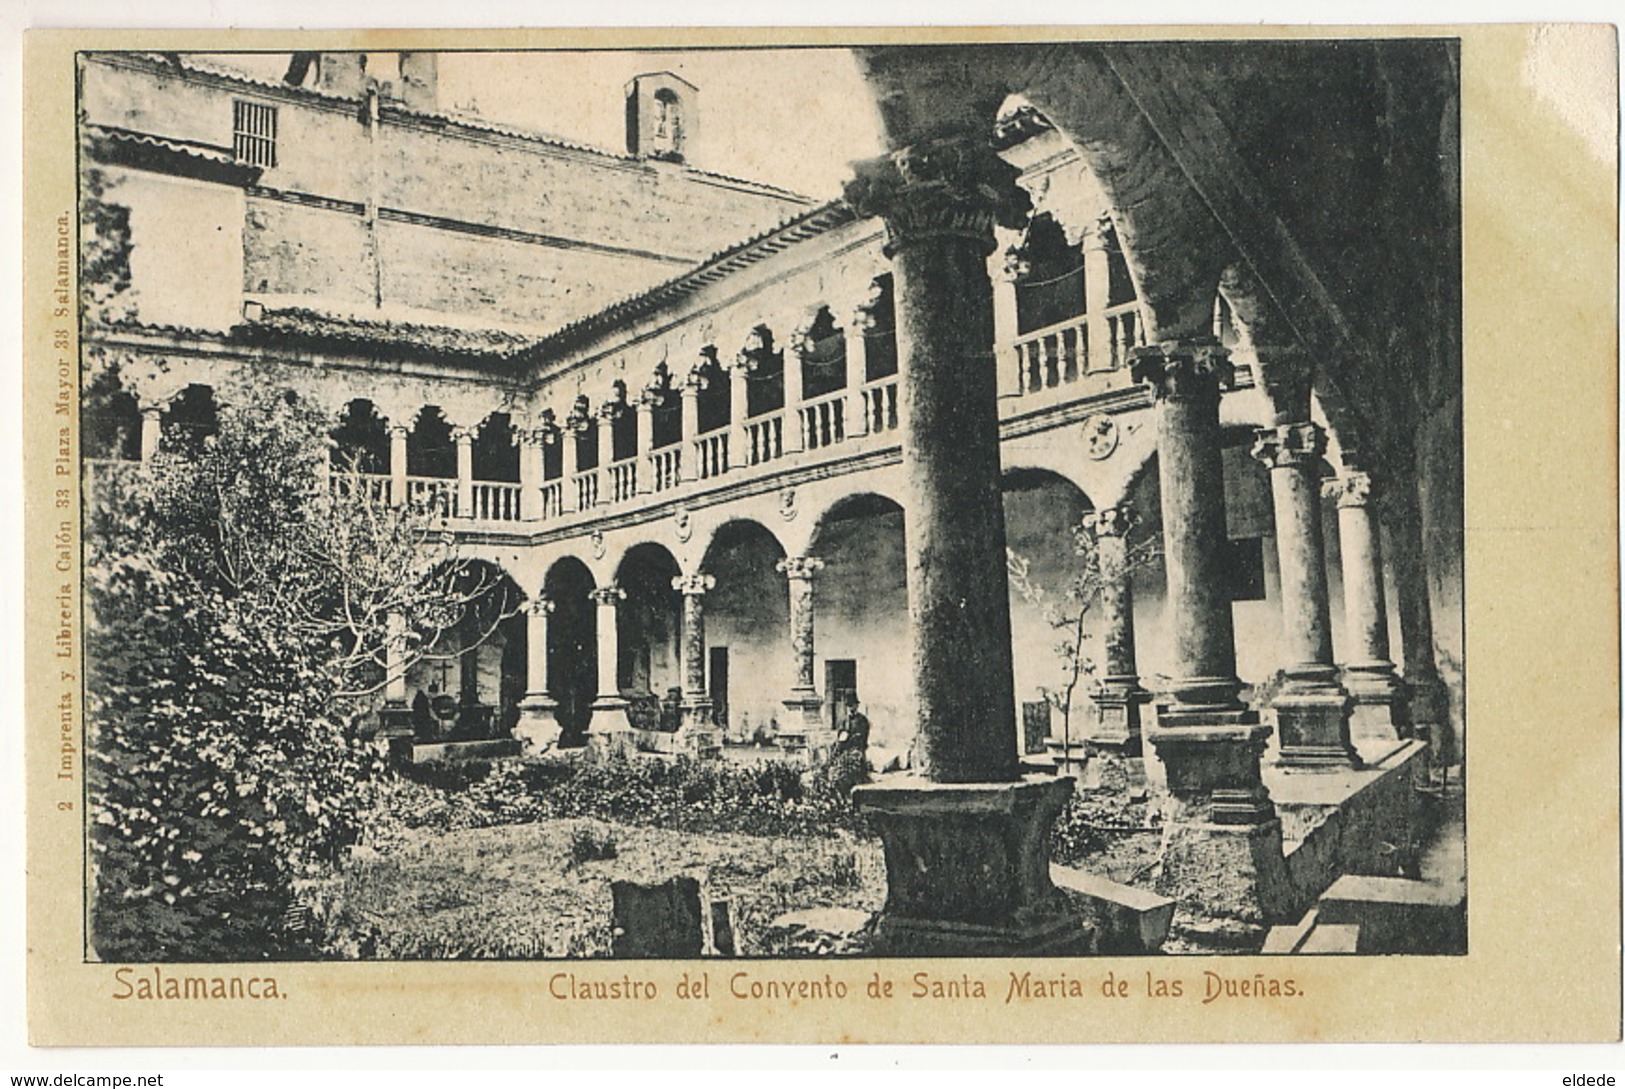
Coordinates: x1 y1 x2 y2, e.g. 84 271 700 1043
672 573 716 597
776 555 826 581
527 594 556 616
1083 506 1134 538
140 404 164 421
1323 469 1376 508
1130 340 1235 403
449 425 475 445
844 133 1031 258
588 585 625 607
1251 421 1327 470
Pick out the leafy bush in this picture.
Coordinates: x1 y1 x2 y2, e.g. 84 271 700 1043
85 386 508 961
365 753 873 845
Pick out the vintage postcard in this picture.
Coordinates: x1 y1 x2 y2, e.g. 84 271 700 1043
21 24 1619 1046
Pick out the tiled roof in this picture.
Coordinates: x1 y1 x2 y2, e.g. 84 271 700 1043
237 306 543 362
528 200 867 361
83 124 263 186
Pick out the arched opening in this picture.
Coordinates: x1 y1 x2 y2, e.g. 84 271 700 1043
543 556 598 747
161 384 219 457
797 305 848 401
1013 213 1085 337
651 86 685 160
740 324 785 418
407 406 456 478
1001 467 1095 753
614 543 683 728
331 398 389 475
807 492 908 757
472 412 520 483
859 275 898 383
403 560 526 743
406 406 456 515
81 367 142 462
700 520 790 746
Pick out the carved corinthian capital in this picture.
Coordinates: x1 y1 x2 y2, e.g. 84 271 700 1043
1130 340 1235 403
672 573 716 597
775 555 825 581
844 133 1031 258
1323 470 1376 508
1251 421 1327 470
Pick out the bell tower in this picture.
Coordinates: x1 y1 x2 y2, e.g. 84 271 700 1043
625 72 698 163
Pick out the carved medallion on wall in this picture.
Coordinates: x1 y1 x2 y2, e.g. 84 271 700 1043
779 488 798 521
1082 414 1119 461
674 508 693 543
590 530 606 559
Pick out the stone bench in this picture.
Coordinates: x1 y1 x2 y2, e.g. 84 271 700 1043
1050 864 1175 954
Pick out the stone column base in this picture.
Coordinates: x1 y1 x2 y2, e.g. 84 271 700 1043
1146 713 1274 826
514 695 562 754
1341 664 1410 742
851 775 1091 957
677 699 722 759
1085 681 1151 756
587 696 634 759
1156 811 1294 940
1273 690 1360 769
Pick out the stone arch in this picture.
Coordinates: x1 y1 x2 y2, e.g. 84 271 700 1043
331 398 390 475
614 542 683 702
406 557 527 742
699 519 792 743
803 490 910 754
807 488 906 553
543 554 598 746
160 383 219 456
81 364 143 461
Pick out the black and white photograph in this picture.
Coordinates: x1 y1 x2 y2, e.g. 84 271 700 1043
71 37 1470 970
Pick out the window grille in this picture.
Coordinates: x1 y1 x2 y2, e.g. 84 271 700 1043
233 100 278 168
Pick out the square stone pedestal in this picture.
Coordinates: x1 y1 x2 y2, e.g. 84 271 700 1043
1084 682 1151 757
1274 691 1360 769
587 697 634 759
1156 813 1294 943
514 696 562 754
850 775 1091 956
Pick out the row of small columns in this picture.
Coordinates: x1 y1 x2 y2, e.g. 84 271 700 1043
513 557 829 741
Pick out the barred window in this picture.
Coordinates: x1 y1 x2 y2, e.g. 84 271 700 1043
232 100 277 168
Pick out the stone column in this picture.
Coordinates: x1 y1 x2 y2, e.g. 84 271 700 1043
782 338 805 455
518 429 543 522
726 360 752 467
559 419 580 513
1084 506 1150 756
388 423 409 508
587 585 631 754
635 396 655 493
672 574 717 752
1327 470 1409 740
672 574 714 702
1382 472 1451 738
844 319 870 438
383 610 408 707
515 595 561 752
1082 218 1113 372
776 556 826 740
452 426 474 519
1131 342 1273 822
991 263 1020 397
1252 421 1357 767
139 406 163 462
597 405 618 504
844 130 1085 956
679 376 701 482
